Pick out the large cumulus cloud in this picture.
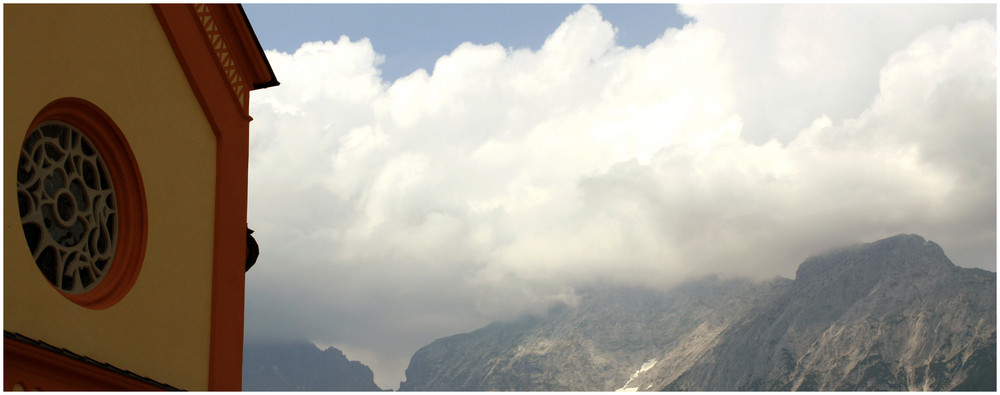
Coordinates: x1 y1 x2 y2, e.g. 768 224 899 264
244 5 996 389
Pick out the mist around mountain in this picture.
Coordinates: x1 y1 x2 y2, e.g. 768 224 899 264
243 341 382 391
398 234 996 391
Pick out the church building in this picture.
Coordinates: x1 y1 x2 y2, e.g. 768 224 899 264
4 4 278 390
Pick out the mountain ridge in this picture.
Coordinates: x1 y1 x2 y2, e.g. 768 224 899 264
242 341 382 391
399 234 996 391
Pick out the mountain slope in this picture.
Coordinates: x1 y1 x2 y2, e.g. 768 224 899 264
243 342 382 391
399 234 996 391
663 234 996 391
399 276 790 391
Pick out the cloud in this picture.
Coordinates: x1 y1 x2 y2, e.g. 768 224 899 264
678 4 996 145
243 4 996 389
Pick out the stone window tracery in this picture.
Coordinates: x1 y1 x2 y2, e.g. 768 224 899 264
18 122 119 293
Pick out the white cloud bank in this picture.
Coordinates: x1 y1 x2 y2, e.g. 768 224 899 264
244 4 996 389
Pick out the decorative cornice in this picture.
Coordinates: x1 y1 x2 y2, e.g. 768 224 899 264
194 4 250 112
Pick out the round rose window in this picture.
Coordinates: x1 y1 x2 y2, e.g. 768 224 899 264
18 122 118 293
16 98 147 309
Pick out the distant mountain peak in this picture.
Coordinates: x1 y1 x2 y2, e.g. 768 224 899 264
878 232 926 243
868 233 948 254
243 341 382 391
795 233 952 282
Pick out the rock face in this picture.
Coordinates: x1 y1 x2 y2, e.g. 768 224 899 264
399 234 996 391
400 277 788 391
243 342 382 391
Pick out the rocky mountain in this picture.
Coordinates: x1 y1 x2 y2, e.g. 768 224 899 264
243 342 382 391
398 234 996 391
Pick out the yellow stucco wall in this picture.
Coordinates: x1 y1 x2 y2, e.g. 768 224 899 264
4 5 217 390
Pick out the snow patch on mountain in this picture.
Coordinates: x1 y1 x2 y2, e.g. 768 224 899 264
616 358 658 391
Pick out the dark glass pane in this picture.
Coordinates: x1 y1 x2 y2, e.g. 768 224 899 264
107 213 117 235
17 156 34 184
43 170 65 196
80 137 95 156
17 190 31 218
98 162 110 189
23 223 41 252
36 246 58 285
24 131 40 151
79 267 94 288
82 160 97 188
62 155 76 174
45 142 64 162
57 193 74 222
32 145 43 164
96 225 108 254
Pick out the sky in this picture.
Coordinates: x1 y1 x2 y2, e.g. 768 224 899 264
241 4 997 390
244 4 690 82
